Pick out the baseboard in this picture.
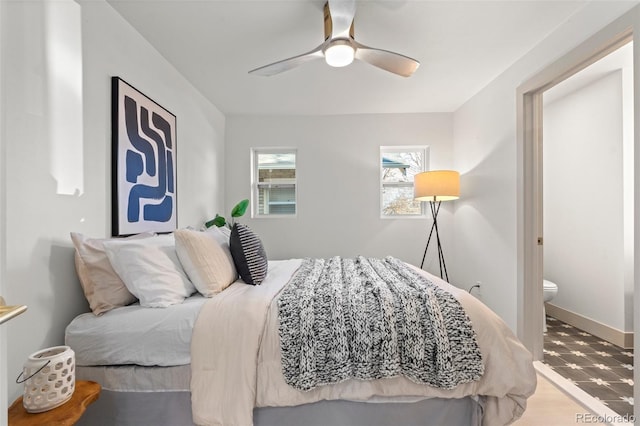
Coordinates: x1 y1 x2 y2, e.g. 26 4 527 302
545 303 634 349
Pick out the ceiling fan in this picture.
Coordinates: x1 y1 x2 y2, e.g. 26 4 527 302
248 0 420 78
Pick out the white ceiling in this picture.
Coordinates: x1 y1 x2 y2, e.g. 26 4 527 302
107 0 590 116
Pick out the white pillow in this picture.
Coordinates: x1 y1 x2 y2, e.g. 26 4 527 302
70 232 155 315
175 228 237 297
103 234 196 308
207 225 231 247
216 226 231 240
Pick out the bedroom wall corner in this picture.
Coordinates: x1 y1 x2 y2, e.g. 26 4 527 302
2 0 226 406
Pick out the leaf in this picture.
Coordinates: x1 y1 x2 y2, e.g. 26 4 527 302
231 199 249 218
212 214 226 227
204 219 216 228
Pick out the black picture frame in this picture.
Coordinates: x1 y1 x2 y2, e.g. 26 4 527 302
111 77 177 236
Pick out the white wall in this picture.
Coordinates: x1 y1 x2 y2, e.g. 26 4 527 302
543 71 629 332
225 113 454 270
0 0 226 412
452 2 639 331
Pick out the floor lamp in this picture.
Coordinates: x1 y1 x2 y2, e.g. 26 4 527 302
414 170 460 282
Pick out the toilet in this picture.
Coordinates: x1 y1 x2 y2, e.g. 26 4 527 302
543 279 559 332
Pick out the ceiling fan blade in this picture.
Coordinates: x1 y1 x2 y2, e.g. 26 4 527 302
354 42 420 77
248 43 326 76
328 0 356 39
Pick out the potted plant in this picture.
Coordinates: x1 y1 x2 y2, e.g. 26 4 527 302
205 199 249 229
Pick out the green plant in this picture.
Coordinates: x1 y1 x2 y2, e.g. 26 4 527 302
205 199 249 229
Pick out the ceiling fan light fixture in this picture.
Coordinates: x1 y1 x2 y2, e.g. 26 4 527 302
248 0 420 77
324 40 355 67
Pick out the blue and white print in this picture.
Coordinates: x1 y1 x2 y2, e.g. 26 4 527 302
113 77 177 235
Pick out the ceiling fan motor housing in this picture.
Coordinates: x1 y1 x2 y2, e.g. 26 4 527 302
324 2 354 40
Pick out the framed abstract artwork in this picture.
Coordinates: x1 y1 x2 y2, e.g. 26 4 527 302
111 77 177 236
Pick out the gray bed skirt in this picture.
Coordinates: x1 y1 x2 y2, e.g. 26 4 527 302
76 389 483 426
75 366 483 425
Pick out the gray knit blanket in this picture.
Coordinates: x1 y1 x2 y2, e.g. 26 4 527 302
277 256 484 391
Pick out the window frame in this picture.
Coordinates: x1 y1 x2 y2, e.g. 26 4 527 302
251 147 298 219
379 145 429 219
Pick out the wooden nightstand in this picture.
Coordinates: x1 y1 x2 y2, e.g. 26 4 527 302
8 380 101 426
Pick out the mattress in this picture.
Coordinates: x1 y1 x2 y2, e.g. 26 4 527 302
66 293 207 366
76 365 191 392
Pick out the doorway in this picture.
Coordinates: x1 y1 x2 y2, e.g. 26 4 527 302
540 40 634 417
517 23 637 420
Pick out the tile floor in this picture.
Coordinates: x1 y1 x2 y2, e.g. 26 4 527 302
543 316 634 417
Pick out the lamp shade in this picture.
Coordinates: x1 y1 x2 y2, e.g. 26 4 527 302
414 170 460 202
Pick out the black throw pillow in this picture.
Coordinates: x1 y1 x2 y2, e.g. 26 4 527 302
229 223 268 285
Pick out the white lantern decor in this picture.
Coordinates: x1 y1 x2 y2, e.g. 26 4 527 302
18 346 75 413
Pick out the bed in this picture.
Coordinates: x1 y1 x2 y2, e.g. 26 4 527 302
65 228 536 426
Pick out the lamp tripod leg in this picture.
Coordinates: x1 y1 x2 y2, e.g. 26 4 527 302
421 201 449 282
420 221 437 269
436 234 449 282
432 202 446 281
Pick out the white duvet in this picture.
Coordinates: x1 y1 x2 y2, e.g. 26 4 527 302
191 260 536 426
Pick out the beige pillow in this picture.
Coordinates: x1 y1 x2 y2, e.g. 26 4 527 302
174 228 237 297
70 232 154 315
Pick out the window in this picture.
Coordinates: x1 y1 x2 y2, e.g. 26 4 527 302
380 146 428 217
252 148 297 217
